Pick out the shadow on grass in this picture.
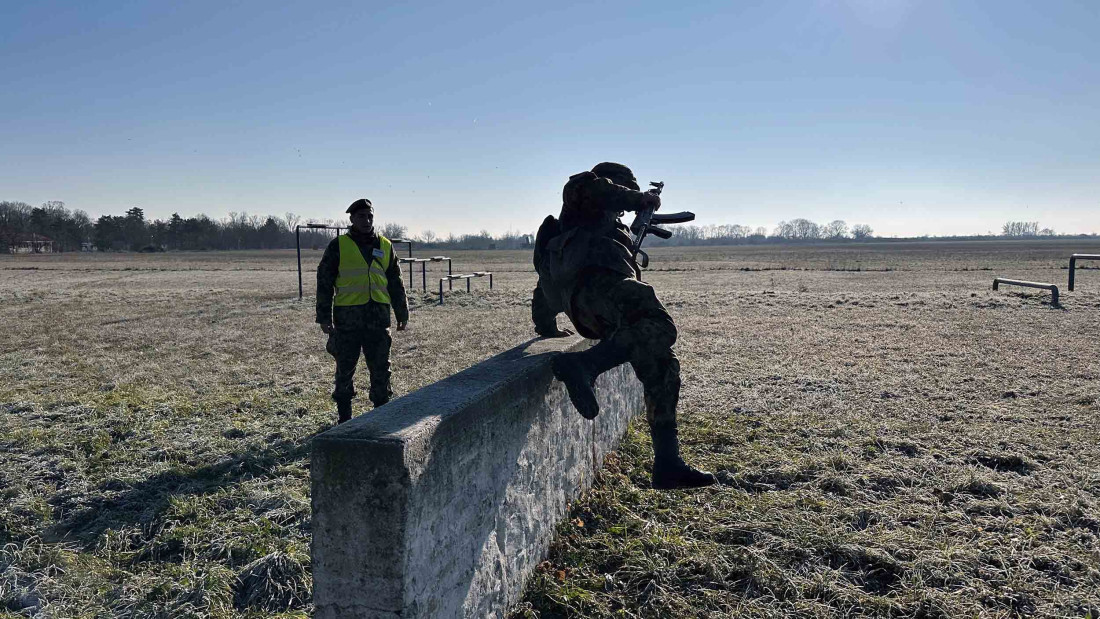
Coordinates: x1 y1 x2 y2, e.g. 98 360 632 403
45 428 324 547
45 338 563 550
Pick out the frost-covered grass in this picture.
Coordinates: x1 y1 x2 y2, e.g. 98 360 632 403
2 241 1099 617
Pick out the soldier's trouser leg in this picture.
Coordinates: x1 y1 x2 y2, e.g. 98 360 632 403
588 275 680 427
629 349 681 429
332 330 366 422
559 272 676 419
631 348 713 488
332 331 363 404
584 276 714 489
361 328 393 407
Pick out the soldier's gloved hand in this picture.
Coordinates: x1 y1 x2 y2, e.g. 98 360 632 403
396 321 408 331
642 192 661 211
320 323 334 335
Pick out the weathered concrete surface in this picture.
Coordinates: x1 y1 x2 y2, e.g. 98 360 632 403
311 335 644 618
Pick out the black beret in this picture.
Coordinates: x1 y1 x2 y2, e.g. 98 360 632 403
346 198 373 214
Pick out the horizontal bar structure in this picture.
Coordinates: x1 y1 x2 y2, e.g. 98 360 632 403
311 335 644 618
399 256 453 291
438 272 493 304
1068 254 1100 291
389 238 414 258
398 256 451 263
993 277 1059 306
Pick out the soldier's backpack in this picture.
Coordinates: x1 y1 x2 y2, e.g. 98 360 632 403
533 214 560 270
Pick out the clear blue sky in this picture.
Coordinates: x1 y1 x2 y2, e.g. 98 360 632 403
2 0 1097 237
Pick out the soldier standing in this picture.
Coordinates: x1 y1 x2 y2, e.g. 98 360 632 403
316 198 409 424
532 163 716 489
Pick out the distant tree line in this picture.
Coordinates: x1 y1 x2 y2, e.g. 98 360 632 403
1001 221 1055 237
0 201 537 253
1 200 1093 254
640 219 874 247
0 201 93 252
0 201 338 252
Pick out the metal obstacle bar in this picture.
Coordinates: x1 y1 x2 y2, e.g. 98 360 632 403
389 238 414 259
398 256 453 291
438 272 493 305
993 277 1060 306
1068 254 1100 291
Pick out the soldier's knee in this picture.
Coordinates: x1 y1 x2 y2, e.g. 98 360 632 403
661 320 678 348
637 318 676 350
665 355 681 380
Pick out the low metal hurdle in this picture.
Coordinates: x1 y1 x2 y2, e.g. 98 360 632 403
993 277 1060 306
398 256 452 291
1069 254 1100 291
438 271 493 304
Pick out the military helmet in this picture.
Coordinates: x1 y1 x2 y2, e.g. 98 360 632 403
591 162 640 191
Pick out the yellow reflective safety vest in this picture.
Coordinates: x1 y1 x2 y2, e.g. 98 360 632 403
334 235 393 306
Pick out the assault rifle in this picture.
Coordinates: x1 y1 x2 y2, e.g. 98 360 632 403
628 181 695 269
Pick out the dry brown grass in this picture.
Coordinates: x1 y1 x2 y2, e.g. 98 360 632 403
2 240 1099 617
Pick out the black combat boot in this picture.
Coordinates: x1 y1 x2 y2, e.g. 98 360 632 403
551 339 631 419
650 423 717 490
336 400 352 424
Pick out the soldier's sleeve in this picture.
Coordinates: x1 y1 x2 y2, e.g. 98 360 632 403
385 245 409 324
316 238 340 324
581 175 653 213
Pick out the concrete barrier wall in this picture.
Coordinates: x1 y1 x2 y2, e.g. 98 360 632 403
311 335 644 618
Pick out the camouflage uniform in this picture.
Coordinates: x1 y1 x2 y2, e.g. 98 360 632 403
532 170 679 427
570 269 681 428
532 164 714 489
316 229 408 407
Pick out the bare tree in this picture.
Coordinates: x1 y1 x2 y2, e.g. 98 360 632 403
379 222 408 239
1002 221 1039 237
419 229 437 243
790 218 822 240
284 212 301 231
825 220 848 239
1 201 33 252
851 224 874 239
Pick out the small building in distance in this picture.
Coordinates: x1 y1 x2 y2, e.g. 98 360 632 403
9 234 55 254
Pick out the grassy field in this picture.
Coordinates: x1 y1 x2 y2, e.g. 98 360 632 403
2 240 1098 618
